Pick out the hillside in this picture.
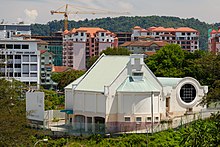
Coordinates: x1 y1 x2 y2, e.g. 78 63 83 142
31 16 215 50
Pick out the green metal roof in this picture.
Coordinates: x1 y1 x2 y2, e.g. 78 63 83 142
117 77 160 92
157 77 183 87
74 56 130 92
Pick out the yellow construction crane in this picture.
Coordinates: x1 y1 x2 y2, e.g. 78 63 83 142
50 4 129 30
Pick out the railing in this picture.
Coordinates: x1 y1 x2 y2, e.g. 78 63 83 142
47 109 219 136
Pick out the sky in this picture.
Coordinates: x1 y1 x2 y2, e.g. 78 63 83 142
0 0 219 24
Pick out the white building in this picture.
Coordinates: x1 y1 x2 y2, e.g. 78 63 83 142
63 27 118 70
64 54 208 133
131 26 199 52
0 24 40 87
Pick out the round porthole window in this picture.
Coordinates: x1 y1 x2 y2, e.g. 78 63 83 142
180 84 196 103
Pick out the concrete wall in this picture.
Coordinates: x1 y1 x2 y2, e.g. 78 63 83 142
73 43 86 70
73 91 106 115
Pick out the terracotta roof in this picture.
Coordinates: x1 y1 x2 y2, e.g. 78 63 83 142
133 26 142 29
63 29 70 35
145 51 156 56
40 50 47 54
120 40 168 47
134 26 199 33
52 66 71 73
175 27 198 32
211 29 217 34
67 27 114 38
40 50 54 55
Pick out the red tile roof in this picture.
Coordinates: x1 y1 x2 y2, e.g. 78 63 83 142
52 66 71 73
120 40 168 47
133 26 198 33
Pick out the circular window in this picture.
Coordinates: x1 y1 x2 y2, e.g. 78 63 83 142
180 84 196 103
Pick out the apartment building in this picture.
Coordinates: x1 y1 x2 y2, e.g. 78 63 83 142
0 24 40 88
32 31 63 66
63 27 118 70
131 26 199 52
208 28 220 53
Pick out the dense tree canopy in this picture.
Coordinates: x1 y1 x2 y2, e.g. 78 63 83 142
146 44 186 77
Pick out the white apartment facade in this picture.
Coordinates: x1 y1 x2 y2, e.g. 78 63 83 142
0 24 40 87
131 26 199 52
63 27 118 70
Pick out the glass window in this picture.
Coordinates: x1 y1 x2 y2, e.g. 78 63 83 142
14 44 21 49
6 44 13 49
15 55 21 59
125 117 130 122
147 117 151 122
136 117 142 122
22 44 29 49
180 84 196 103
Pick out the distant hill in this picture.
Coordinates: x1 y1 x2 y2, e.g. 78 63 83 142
31 16 217 50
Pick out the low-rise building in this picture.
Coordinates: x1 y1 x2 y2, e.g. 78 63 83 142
120 40 168 55
63 54 208 133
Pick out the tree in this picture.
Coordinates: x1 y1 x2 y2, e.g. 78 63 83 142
86 55 99 69
100 47 131 55
51 70 85 90
145 44 185 77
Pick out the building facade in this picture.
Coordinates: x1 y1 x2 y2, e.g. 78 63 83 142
64 54 208 133
0 24 40 88
131 26 199 52
32 32 63 66
115 32 132 45
63 27 118 70
120 40 168 55
208 28 220 53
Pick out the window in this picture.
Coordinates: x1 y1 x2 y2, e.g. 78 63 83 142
22 45 29 49
101 32 105 37
14 72 21 77
81 32 84 36
30 55 37 62
136 117 142 122
6 44 13 49
14 44 21 49
30 73 37 77
15 64 21 68
132 72 143 76
125 117 130 122
182 33 185 35
147 117 151 122
180 84 196 103
0 44 5 49
155 117 159 122
15 55 21 59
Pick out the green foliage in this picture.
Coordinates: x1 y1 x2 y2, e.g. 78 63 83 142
100 47 131 55
42 89 65 110
31 16 212 50
146 44 185 77
51 69 85 90
86 55 99 69
0 78 26 100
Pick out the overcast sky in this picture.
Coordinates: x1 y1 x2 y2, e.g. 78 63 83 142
0 0 218 24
